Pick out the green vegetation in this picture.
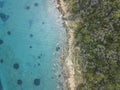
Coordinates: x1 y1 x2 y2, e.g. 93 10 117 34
64 0 120 89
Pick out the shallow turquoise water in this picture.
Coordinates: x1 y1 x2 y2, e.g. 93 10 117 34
0 0 66 90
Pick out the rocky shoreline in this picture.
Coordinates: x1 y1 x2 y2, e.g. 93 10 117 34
57 0 75 90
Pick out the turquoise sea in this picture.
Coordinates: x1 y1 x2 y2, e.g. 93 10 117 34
0 0 67 90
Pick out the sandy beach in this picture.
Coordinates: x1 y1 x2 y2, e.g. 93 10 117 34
57 0 75 90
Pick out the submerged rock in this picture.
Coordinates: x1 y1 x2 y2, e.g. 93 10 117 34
25 6 30 10
29 46 32 48
58 74 61 77
34 78 40 86
0 80 3 90
38 56 41 59
38 63 40 66
0 13 9 22
56 47 60 51
30 34 33 37
0 39 3 45
7 31 11 35
13 63 19 70
0 59 3 63
17 79 22 85
42 22 45 24
34 3 39 7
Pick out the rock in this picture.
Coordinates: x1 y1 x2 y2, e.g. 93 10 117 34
0 80 3 90
0 39 3 45
13 63 19 70
30 34 33 37
0 59 3 63
56 47 60 51
34 78 40 86
0 13 9 22
17 79 22 85
42 22 45 24
38 63 40 66
7 31 11 35
29 46 32 48
58 74 61 77
38 56 40 59
34 3 39 7
25 6 30 10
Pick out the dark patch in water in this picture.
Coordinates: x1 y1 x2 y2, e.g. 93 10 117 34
30 34 33 37
29 46 32 48
25 6 30 10
17 79 22 85
0 59 3 63
28 20 33 28
0 1 4 8
42 22 45 24
0 39 3 45
38 54 42 59
38 63 40 66
0 80 3 90
7 31 11 35
38 56 41 59
34 78 40 86
51 77 54 79
58 74 61 77
34 3 39 7
0 13 9 22
56 47 60 51
13 63 19 70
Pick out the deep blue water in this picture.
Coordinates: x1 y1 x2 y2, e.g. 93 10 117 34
0 0 66 90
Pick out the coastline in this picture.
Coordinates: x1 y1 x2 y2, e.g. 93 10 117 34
57 0 75 90
56 0 120 90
